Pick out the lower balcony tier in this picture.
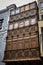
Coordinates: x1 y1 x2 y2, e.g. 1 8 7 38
3 48 40 62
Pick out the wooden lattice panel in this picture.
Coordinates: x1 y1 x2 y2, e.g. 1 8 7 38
31 36 38 48
30 10 36 16
24 38 31 49
6 41 12 51
31 25 38 32
4 48 40 60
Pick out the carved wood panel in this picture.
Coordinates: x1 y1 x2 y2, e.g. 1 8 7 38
17 40 24 50
31 36 38 48
30 10 36 16
4 48 40 60
31 25 38 32
24 38 31 49
24 26 30 33
24 11 30 17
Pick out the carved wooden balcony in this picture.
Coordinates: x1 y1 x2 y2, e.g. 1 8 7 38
3 48 40 62
10 9 37 22
6 35 39 50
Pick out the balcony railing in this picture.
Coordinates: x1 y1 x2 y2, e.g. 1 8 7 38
4 48 40 61
10 9 37 22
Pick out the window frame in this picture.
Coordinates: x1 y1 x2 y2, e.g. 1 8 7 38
0 19 3 30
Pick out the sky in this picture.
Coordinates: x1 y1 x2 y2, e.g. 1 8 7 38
0 0 37 10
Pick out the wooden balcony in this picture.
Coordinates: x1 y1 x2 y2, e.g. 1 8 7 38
6 35 39 51
10 9 37 22
3 48 40 62
7 24 38 39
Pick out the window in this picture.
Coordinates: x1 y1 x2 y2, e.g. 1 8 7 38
0 19 3 29
40 2 43 9
41 15 43 20
16 8 19 14
31 18 36 25
9 24 13 30
25 20 30 26
19 21 24 28
14 23 18 29
30 3 35 9
10 10 15 15
25 5 29 11
20 7 24 12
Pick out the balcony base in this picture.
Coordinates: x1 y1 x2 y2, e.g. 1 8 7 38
3 57 40 62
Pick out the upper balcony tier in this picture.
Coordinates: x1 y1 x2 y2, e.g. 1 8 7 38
10 1 37 16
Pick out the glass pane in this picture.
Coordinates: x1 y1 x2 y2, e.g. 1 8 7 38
9 24 13 30
31 18 36 25
25 20 30 26
11 10 15 15
19 22 24 27
16 9 19 13
40 2 43 9
14 23 18 29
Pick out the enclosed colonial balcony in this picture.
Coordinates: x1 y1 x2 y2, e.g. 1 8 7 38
3 35 40 62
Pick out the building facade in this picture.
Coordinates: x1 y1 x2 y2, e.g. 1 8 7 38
3 1 41 65
0 4 17 65
0 8 10 65
38 0 43 57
